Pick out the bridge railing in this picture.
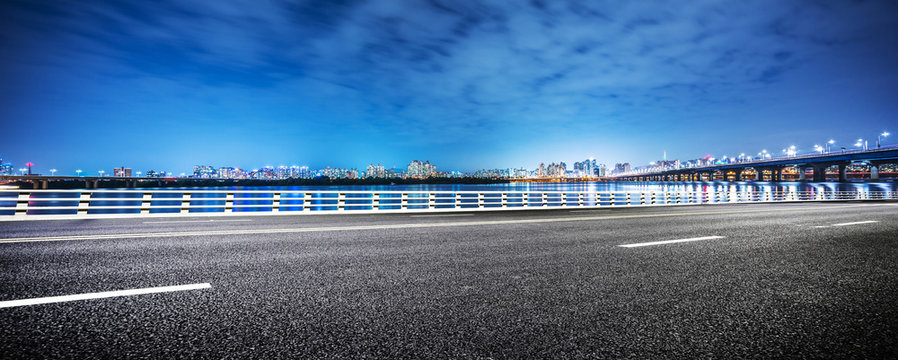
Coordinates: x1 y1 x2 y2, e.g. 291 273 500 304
0 189 894 218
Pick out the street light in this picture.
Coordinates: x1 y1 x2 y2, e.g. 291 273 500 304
50 169 57 176
782 145 796 157
19 168 27 176
813 145 823 154
826 139 835 153
76 169 82 176
98 170 105 177
855 139 864 150
878 131 890 148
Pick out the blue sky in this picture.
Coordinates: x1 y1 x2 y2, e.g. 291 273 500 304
2 0 897 174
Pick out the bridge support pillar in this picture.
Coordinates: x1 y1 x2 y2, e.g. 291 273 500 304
799 167 807 181
838 164 847 182
734 170 742 182
871 165 879 180
812 166 826 182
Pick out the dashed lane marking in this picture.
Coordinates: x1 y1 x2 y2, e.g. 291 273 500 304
618 236 725 248
0 283 211 309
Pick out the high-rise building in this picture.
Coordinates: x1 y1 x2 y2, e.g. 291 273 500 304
614 163 631 174
406 160 436 178
113 167 132 177
366 163 387 178
0 157 12 175
193 165 215 178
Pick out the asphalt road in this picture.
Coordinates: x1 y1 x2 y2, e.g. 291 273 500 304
1 202 897 358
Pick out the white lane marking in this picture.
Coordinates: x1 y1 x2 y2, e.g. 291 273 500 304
618 236 725 248
0 204 885 244
832 220 878 227
142 219 253 224
569 210 610 213
409 214 473 218
813 225 830 228
0 283 211 309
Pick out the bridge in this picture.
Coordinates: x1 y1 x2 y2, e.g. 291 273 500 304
0 175 179 189
615 145 898 182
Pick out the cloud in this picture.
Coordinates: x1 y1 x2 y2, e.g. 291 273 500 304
2 0 898 169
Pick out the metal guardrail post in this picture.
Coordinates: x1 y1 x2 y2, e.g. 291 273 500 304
78 192 90 215
522 193 529 207
625 193 631 205
225 193 234 213
273 192 281 212
15 191 30 216
561 193 567 207
141 192 152 214
478 193 485 208
303 192 312 211
542 193 548 207
181 193 191 214
430 193 437 209
501 193 508 208
372 193 380 210
610 193 615 206
401 193 408 209
578 193 585 207
454 193 462 208
338 193 346 211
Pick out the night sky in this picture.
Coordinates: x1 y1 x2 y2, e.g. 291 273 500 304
2 0 897 174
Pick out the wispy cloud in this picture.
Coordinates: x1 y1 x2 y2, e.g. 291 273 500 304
2 0 897 170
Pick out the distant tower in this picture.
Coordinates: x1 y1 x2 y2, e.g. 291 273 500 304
26 162 34 175
663 151 667 161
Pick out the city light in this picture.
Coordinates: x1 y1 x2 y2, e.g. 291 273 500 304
879 131 890 148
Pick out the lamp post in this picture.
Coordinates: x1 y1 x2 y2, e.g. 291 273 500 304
826 139 835 153
76 169 82 177
878 131 889 148
50 169 57 176
98 170 105 177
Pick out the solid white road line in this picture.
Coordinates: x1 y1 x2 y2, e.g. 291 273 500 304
618 236 725 248
143 219 253 224
832 220 878 227
0 283 211 309
0 204 885 245
409 214 474 218
569 210 611 213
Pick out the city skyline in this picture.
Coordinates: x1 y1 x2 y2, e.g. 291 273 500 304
2 1 898 174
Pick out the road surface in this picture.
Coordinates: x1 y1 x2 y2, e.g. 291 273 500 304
1 202 897 358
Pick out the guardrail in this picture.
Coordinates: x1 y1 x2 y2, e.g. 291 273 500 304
1 189 895 218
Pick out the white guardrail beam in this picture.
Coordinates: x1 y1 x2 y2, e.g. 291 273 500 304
0 190 894 218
